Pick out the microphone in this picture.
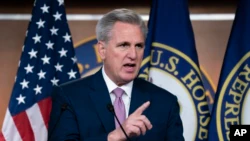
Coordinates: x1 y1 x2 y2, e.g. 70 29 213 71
107 104 131 141
48 103 69 141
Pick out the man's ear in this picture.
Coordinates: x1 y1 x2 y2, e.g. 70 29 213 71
97 41 106 60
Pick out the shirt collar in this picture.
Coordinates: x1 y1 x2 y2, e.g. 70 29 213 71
102 67 133 98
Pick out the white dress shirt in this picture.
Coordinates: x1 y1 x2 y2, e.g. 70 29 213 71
102 67 133 118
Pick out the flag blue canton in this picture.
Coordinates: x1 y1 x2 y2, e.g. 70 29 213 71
8 0 80 116
1 0 79 140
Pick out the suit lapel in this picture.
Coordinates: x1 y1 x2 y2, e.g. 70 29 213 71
129 79 151 141
88 69 115 133
129 78 151 115
88 71 151 138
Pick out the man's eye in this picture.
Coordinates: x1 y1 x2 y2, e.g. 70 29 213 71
136 45 144 48
120 43 128 47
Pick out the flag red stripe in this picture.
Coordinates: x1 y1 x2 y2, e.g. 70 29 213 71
0 132 6 141
38 97 52 129
13 112 35 141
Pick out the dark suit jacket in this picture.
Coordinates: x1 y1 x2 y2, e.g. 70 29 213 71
48 69 184 141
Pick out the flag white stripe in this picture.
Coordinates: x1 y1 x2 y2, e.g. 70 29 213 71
26 104 48 141
1 109 22 141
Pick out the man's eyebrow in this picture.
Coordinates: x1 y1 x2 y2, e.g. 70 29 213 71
117 41 130 45
116 41 144 46
135 42 145 46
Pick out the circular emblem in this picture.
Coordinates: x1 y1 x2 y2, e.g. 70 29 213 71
139 42 211 141
216 52 250 141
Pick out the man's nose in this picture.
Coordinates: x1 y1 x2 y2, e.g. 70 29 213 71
127 46 137 59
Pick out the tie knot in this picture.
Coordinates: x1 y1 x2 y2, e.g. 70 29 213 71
113 87 124 98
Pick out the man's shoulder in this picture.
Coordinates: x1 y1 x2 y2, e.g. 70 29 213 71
60 74 94 89
135 78 177 100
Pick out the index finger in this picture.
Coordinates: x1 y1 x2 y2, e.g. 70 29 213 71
133 101 150 115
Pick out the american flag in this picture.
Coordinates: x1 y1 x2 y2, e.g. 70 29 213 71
0 0 80 140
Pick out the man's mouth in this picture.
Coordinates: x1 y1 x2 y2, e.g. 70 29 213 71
123 63 136 72
124 63 136 67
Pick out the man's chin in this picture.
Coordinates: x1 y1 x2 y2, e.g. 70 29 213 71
121 75 136 82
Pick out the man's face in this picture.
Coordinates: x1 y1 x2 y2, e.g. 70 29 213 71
98 21 145 86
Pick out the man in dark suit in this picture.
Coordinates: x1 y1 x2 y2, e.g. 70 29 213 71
48 8 184 141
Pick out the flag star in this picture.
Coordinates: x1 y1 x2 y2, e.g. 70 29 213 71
32 34 42 44
18 61 21 67
58 0 64 6
40 4 50 13
28 49 38 59
50 26 59 36
20 79 29 89
41 55 51 64
26 30 28 37
55 63 64 72
22 45 25 52
68 69 77 79
51 77 59 86
16 94 26 105
36 19 46 29
33 0 36 6
24 64 34 74
71 56 77 64
63 32 71 42
37 70 46 80
34 85 42 95
53 12 62 21
46 40 54 50
58 48 68 57
15 76 17 82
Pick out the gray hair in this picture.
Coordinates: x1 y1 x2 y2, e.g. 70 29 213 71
96 8 147 43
